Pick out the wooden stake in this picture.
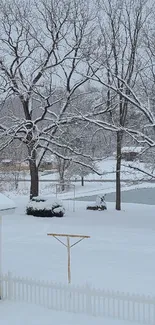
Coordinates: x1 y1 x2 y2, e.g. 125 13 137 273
67 236 71 284
47 233 90 284
47 233 90 238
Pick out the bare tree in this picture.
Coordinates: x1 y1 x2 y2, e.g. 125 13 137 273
89 0 149 209
0 0 97 198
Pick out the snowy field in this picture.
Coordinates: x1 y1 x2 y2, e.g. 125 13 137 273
1 301 141 325
1 189 155 324
2 157 155 197
1 159 155 325
2 197 155 294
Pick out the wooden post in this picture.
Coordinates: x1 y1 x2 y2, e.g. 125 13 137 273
67 236 71 284
47 233 90 284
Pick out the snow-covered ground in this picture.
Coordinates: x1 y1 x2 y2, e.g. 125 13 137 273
1 193 155 324
1 166 155 325
88 158 154 181
1 301 141 325
2 157 155 196
40 157 155 181
2 197 155 294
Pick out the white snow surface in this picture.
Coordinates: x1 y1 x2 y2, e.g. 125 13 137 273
4 157 155 197
0 193 16 213
2 196 155 294
1 301 140 325
1 157 155 324
1 190 155 324
121 146 144 153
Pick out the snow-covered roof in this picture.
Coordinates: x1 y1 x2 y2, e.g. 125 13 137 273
121 146 144 153
0 193 16 215
1 159 12 163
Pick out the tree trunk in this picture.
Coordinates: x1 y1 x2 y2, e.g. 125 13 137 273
116 131 122 210
29 159 39 199
60 176 65 191
81 176 84 186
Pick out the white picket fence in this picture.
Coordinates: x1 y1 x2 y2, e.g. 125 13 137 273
1 272 155 324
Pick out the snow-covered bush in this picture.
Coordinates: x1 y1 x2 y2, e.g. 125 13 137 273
86 195 107 211
26 197 65 218
31 196 46 202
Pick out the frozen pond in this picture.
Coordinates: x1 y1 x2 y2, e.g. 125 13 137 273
75 187 155 205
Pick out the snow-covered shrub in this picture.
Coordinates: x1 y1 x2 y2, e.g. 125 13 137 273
26 197 65 217
86 195 107 211
86 204 107 211
31 196 46 202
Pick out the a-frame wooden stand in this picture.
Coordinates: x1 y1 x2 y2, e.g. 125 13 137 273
47 233 90 284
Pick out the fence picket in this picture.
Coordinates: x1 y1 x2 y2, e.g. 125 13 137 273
1 272 155 324
8 272 13 300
